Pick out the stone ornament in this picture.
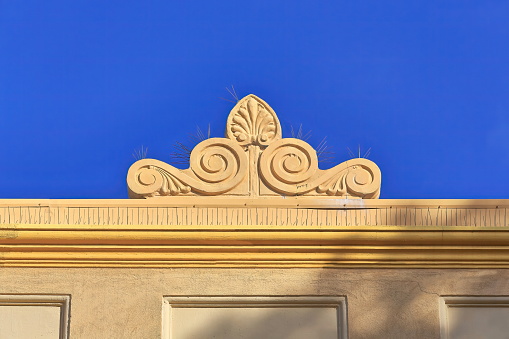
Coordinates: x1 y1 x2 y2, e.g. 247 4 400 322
128 138 247 197
127 94 381 198
226 95 281 146
259 138 380 197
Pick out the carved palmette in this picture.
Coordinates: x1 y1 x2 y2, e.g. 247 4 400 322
226 95 281 146
127 94 381 198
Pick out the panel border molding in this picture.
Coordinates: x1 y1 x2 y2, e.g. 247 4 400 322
0 294 70 339
162 296 348 339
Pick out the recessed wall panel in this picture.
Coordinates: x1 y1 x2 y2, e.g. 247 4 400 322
0 295 70 339
440 296 509 339
163 296 347 339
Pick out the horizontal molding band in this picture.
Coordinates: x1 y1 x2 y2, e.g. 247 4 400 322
2 261 509 268
2 225 509 268
2 228 509 246
0 201 507 227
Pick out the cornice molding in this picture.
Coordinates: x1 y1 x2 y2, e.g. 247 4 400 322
2 224 509 268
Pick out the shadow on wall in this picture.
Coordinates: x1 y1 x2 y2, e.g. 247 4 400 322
176 271 508 339
167 200 509 339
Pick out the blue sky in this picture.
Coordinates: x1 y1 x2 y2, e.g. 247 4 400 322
0 1 508 198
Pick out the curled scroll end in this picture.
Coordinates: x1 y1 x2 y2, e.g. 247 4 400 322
127 159 191 199
226 94 282 146
127 138 248 198
319 158 382 199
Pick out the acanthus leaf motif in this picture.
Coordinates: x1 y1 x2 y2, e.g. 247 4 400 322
226 95 281 146
154 167 191 196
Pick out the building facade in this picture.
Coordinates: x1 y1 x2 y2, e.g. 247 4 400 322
1 95 508 338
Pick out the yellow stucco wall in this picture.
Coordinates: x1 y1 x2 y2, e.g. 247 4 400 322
2 267 509 338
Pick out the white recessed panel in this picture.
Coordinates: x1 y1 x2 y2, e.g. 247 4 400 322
163 296 347 339
0 295 70 339
440 296 509 339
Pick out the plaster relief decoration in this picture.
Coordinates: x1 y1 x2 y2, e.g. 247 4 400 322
127 94 381 198
226 95 281 146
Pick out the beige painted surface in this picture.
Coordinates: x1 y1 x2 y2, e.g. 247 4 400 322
1 268 509 339
0 306 61 338
169 307 337 339
447 307 509 339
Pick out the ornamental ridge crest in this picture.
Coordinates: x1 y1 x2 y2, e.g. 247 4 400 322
127 94 381 198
